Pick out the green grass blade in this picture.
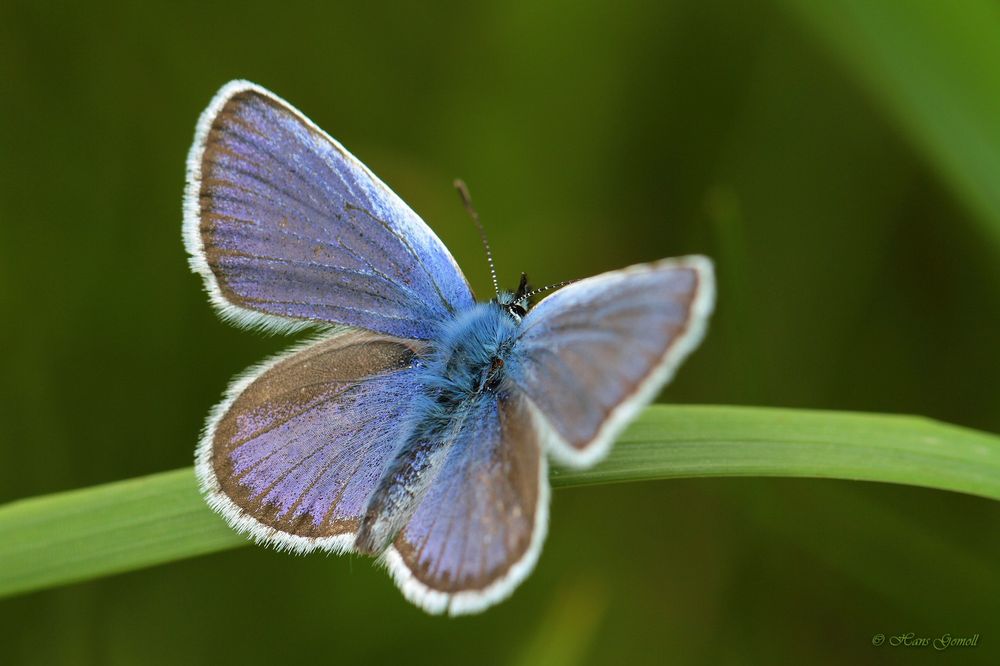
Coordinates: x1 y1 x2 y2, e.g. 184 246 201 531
1 405 998 600
777 0 1000 245
550 406 1000 497
0 469 243 601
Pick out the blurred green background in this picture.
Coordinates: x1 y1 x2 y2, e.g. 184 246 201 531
2 1 999 664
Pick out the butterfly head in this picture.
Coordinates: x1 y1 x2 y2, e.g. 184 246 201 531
493 272 531 323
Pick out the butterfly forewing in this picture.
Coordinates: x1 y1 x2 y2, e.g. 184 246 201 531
198 330 425 552
184 81 474 339
508 256 714 467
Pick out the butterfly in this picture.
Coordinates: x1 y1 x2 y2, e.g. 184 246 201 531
183 80 715 615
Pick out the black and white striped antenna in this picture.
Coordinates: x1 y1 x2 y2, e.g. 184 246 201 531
453 179 500 296
523 279 578 300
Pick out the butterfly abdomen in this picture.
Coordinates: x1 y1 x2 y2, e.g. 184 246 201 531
354 302 522 554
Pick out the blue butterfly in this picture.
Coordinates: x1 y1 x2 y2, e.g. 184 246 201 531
183 80 715 615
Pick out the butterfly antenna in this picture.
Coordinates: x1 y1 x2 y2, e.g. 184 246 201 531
523 278 579 301
453 179 500 296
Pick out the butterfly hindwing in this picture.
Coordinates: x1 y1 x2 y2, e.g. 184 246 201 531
197 329 426 553
507 256 715 467
184 80 474 339
385 392 548 616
